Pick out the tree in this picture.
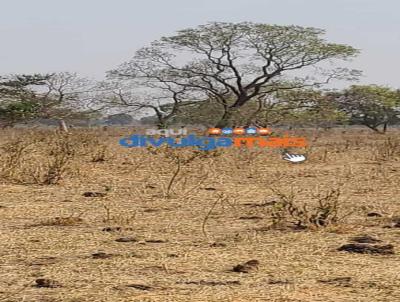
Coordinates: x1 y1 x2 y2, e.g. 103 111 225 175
332 85 400 133
110 22 360 127
158 99 225 127
0 72 98 129
0 74 50 128
161 88 347 129
94 80 192 129
40 72 98 130
94 78 204 128
105 113 133 125
251 88 348 128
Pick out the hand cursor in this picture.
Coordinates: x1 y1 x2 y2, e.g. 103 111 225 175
283 153 306 163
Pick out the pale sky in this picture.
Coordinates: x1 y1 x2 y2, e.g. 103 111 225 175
0 0 399 88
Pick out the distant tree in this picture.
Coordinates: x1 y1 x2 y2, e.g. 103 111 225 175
95 79 198 129
162 88 347 129
105 113 133 125
95 81 180 129
251 88 348 129
111 22 360 127
161 99 225 127
332 85 400 133
39 72 98 130
0 74 50 128
0 72 98 130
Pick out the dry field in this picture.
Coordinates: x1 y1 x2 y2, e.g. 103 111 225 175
0 128 399 302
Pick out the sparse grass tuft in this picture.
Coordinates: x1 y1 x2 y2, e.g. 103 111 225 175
265 186 349 230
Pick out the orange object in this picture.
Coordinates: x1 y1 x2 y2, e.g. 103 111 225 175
234 137 308 148
286 137 308 147
208 128 222 135
258 128 271 136
233 128 246 135
263 137 308 148
233 137 262 148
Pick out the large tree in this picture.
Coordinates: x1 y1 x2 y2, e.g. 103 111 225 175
110 22 360 127
332 85 400 133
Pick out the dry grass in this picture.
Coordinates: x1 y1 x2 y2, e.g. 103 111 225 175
0 127 399 301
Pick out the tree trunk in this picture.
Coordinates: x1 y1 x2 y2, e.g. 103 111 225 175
215 108 238 128
383 122 388 133
58 119 69 133
365 124 385 134
157 120 167 129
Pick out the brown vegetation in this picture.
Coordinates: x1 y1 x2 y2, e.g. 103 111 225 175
0 127 399 301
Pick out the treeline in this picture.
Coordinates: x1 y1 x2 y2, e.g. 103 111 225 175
1 22 399 133
143 86 400 133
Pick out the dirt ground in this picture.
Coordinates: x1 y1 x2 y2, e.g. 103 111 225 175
0 128 399 302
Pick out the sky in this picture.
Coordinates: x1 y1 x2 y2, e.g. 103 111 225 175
0 0 399 88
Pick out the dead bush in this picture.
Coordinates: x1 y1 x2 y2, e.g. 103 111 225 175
102 204 137 226
372 136 400 161
149 147 218 198
33 134 75 184
0 138 36 180
91 144 109 162
265 186 349 230
0 131 76 185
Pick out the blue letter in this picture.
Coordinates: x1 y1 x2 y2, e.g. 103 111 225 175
181 134 201 147
167 137 188 148
119 135 146 147
148 137 168 147
216 137 233 147
198 137 217 151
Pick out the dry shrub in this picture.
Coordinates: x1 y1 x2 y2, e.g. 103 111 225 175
61 130 109 160
372 136 400 161
231 147 264 169
148 146 220 198
91 144 109 162
102 204 137 226
0 131 76 184
0 136 36 180
265 186 349 230
34 134 75 184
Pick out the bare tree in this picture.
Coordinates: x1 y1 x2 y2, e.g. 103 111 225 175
40 72 99 131
95 79 201 128
110 22 360 127
0 72 102 131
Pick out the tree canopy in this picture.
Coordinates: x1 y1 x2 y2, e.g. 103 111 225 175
110 22 360 127
332 85 400 133
0 73 98 128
